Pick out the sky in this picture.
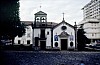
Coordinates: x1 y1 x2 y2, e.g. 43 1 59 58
19 0 90 25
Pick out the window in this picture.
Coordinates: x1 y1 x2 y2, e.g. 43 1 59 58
47 31 49 35
40 29 45 38
18 40 20 44
61 26 67 30
70 42 73 47
27 40 30 44
42 17 46 22
92 34 94 36
55 42 58 47
36 17 40 22
42 24 46 26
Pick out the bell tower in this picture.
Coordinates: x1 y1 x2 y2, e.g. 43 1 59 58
33 10 47 50
34 11 47 27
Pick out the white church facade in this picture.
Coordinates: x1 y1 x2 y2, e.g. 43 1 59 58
14 11 77 50
53 21 76 50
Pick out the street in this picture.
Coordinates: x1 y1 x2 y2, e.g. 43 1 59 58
0 51 100 65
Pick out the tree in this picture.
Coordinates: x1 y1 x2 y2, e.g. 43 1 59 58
77 24 90 51
0 0 25 45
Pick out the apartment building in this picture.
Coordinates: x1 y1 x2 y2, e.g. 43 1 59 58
82 0 100 19
79 0 100 44
79 18 100 44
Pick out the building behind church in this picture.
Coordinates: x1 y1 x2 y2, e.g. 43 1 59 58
14 21 33 46
82 0 100 19
79 0 100 44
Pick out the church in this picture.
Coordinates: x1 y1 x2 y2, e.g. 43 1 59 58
14 10 77 50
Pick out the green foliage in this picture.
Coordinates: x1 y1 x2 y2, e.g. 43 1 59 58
0 1 25 44
77 25 90 51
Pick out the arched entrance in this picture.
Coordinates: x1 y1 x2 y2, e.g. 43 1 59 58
61 39 68 50
59 31 69 50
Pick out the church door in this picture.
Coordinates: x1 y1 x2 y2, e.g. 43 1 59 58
61 39 67 50
40 41 46 50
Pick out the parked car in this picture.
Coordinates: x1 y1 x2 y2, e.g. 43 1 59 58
86 43 96 47
85 43 100 50
91 44 100 49
1 39 12 45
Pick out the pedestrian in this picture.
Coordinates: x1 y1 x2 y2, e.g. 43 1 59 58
80 61 85 65
95 63 99 65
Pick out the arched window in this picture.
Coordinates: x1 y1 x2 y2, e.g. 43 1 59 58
36 17 40 22
70 42 73 47
55 42 58 47
42 17 46 22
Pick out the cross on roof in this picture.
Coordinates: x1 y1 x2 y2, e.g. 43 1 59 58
40 5 41 11
62 13 65 21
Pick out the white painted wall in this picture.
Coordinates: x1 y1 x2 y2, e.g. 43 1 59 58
14 26 33 45
33 28 40 46
33 28 51 47
53 22 75 49
34 29 40 37
45 28 51 47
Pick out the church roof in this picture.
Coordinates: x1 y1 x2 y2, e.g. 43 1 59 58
21 21 33 26
53 21 74 29
47 22 58 26
34 11 47 15
33 22 58 28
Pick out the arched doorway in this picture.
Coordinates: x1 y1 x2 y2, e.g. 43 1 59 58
61 39 68 50
59 31 69 50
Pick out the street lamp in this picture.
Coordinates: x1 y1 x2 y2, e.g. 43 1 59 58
74 22 78 51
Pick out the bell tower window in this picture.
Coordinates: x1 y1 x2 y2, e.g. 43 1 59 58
36 17 40 22
34 11 47 26
42 17 46 22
